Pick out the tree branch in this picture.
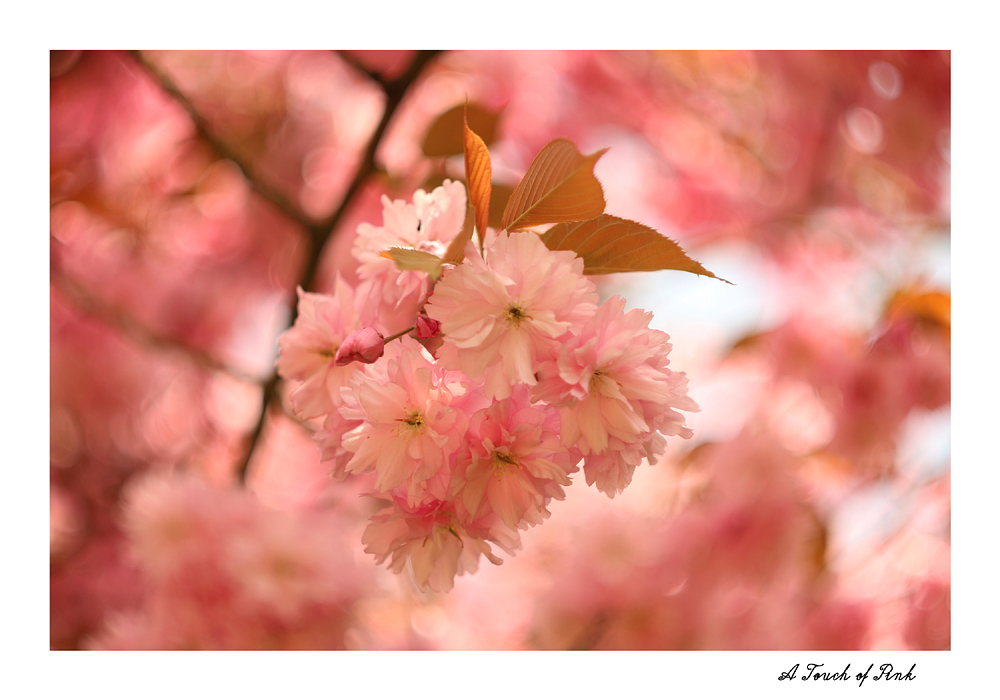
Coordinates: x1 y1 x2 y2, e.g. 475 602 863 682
234 50 443 485
51 238 262 385
126 50 315 233
299 50 442 291
333 50 387 87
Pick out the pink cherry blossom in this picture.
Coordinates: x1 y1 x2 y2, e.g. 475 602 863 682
335 327 385 366
415 312 441 339
533 295 698 492
276 277 382 420
426 230 599 399
577 437 650 497
93 471 370 649
121 470 255 581
362 495 521 593
452 385 576 530
904 578 950 650
313 409 367 481
352 179 467 310
223 508 365 622
338 336 485 505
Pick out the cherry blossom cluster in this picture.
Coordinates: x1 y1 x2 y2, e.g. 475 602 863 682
277 180 698 592
88 472 369 649
528 433 876 650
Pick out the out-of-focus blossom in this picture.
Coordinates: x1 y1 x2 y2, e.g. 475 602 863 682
50 484 83 561
903 578 950 650
757 311 951 477
87 471 370 650
526 433 873 649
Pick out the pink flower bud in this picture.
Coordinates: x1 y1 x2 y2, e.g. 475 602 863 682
415 314 441 339
335 328 385 366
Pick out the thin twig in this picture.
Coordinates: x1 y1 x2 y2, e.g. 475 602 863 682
126 50 315 232
234 50 443 485
383 326 416 343
51 238 262 385
569 611 612 650
299 50 443 290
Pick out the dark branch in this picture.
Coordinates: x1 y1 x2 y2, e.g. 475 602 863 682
300 50 442 291
126 50 315 232
51 238 262 385
569 611 612 650
234 50 443 485
333 50 386 86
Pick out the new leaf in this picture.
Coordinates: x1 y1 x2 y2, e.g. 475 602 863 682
463 112 492 251
443 203 476 265
541 214 729 281
501 138 607 232
421 103 500 158
380 248 445 280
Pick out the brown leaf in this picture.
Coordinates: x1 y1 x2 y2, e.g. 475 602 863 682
422 103 500 158
424 175 512 245
443 203 476 264
884 287 951 340
501 138 607 232
380 248 444 280
541 214 730 281
464 112 492 243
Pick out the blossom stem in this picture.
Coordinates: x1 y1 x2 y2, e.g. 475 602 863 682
384 326 416 343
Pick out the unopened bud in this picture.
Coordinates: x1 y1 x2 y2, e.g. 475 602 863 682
415 314 441 339
335 328 385 366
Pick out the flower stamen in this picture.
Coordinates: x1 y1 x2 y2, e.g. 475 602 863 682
394 409 426 437
491 450 521 479
590 367 621 396
502 303 531 328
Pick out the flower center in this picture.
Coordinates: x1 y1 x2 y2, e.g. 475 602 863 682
395 409 426 437
502 303 530 328
491 450 521 478
591 367 619 396
424 523 464 548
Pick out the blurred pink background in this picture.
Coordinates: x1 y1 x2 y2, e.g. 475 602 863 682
50 50 949 651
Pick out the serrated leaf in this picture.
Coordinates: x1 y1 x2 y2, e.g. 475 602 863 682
380 247 444 280
422 103 500 158
443 203 476 264
501 138 607 232
464 112 491 243
541 214 730 281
